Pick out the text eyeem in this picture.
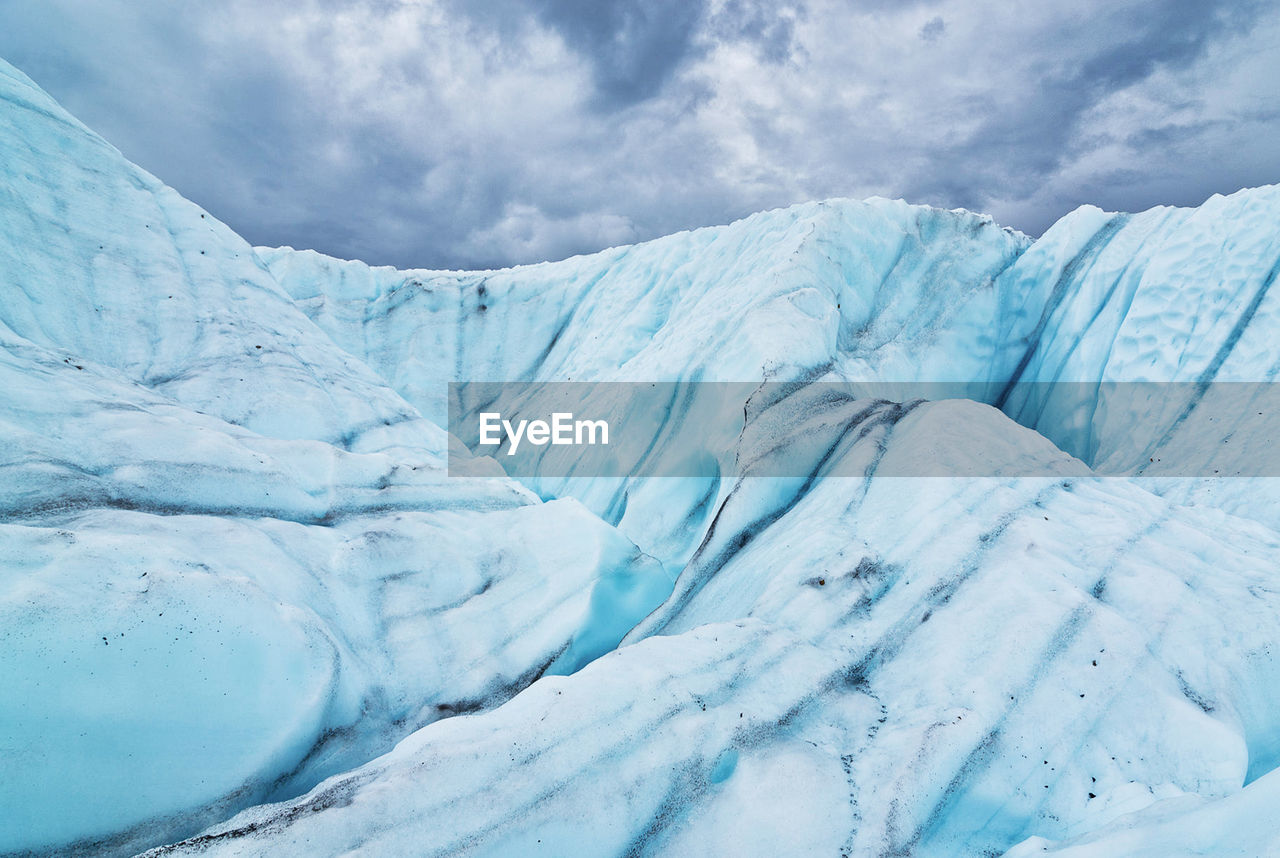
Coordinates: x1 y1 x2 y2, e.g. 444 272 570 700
478 412 610 455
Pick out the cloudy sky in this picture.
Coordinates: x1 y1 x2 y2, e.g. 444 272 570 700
2 0 1277 269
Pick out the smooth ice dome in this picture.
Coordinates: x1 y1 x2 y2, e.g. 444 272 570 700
3 53 1280 858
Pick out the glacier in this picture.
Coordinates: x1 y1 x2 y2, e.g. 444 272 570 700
3 53 1280 857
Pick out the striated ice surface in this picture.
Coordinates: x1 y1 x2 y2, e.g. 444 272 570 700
3 52 1280 858
1005 765 1280 857
0 58 669 856
143 416 1280 858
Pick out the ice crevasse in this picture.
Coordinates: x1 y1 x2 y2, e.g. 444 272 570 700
3 53 1280 857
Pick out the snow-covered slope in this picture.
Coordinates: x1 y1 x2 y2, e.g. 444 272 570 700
261 183 1280 548
144 429 1280 858
4 53 1280 858
992 192 1280 529
259 197 1039 568
1006 764 1280 857
0 58 669 857
258 196 1032 414
254 187 1280 855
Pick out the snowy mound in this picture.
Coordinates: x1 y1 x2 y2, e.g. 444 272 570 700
0 59 668 856
3 54 1280 858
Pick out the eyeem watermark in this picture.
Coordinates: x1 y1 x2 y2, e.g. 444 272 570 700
478 412 609 455
449 381 1280 478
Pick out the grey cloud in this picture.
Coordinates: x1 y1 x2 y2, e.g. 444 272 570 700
706 0 805 64
881 0 1273 231
0 0 1276 268
919 16 945 41
531 0 706 106
464 0 802 109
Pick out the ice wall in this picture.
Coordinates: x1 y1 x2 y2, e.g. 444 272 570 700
4 51 1280 858
0 58 668 856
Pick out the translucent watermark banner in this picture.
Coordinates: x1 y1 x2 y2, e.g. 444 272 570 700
447 381 1280 478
